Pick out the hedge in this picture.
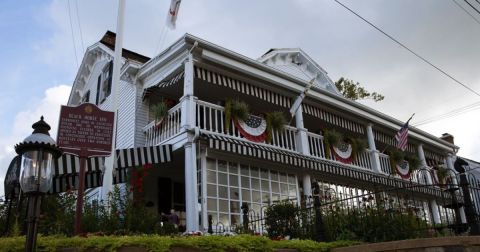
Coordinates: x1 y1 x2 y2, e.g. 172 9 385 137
0 235 361 252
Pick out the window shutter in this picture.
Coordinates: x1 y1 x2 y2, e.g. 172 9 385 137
96 75 101 105
106 61 113 96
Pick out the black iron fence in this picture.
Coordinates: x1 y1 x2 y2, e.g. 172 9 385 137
222 182 480 242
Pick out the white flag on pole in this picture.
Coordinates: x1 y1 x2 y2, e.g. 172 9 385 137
166 0 182 29
289 77 317 118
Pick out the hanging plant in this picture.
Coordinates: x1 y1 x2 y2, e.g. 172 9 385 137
265 111 287 143
224 99 249 132
348 137 368 161
323 129 343 159
435 166 449 185
405 154 421 172
389 149 405 175
151 100 168 127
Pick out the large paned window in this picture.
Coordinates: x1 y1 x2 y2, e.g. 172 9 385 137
206 158 298 227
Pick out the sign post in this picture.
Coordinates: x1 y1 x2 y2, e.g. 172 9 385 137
57 103 114 235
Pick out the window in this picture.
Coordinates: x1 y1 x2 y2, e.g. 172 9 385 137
81 90 90 104
97 61 113 104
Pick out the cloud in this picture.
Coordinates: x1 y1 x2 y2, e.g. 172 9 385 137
0 85 70 197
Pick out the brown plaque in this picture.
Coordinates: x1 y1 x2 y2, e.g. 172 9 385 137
57 103 114 157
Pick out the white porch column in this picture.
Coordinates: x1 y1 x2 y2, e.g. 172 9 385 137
180 53 195 130
294 106 313 205
200 148 208 231
184 141 199 231
418 144 441 224
295 106 310 156
366 124 382 173
446 154 467 223
182 53 199 231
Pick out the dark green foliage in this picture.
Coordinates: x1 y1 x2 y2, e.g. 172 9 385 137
323 129 343 159
38 191 77 236
265 111 287 143
405 154 421 171
151 100 169 121
322 204 429 242
348 137 368 161
265 201 302 239
435 166 449 184
335 77 384 102
230 99 249 121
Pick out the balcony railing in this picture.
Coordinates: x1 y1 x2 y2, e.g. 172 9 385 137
143 102 182 146
307 132 372 170
195 100 297 151
141 99 410 175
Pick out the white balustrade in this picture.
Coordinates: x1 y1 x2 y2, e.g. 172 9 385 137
378 153 392 175
143 103 182 146
307 132 326 159
195 100 297 151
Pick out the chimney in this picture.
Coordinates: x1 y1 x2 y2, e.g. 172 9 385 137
440 133 454 144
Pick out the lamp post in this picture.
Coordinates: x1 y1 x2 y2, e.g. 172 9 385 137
15 116 62 252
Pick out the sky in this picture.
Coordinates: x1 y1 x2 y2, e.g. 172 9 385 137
1 0 480 197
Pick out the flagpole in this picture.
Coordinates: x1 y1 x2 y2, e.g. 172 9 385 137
103 0 126 200
288 77 317 126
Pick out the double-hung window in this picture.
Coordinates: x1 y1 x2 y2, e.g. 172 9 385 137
96 61 113 104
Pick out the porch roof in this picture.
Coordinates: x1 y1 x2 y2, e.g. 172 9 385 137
203 132 444 198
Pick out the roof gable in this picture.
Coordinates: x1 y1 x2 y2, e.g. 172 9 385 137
258 48 340 95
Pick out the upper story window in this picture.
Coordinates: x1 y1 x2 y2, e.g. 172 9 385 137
81 90 90 104
96 61 113 104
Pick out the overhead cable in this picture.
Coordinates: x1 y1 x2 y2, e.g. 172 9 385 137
334 0 480 98
452 0 480 25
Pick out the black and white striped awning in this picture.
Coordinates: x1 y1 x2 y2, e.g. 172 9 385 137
205 133 443 197
302 103 365 134
113 144 172 184
142 71 185 100
50 154 104 194
195 66 292 108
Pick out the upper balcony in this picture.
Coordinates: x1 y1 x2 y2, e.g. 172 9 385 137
142 99 406 177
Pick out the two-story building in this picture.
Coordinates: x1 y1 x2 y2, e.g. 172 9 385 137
57 31 472 232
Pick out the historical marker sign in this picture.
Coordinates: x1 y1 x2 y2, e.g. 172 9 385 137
57 102 115 235
57 103 114 157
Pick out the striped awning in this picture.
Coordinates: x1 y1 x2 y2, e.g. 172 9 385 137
302 103 365 134
205 133 444 197
50 154 104 194
142 71 185 100
113 144 172 184
195 66 292 108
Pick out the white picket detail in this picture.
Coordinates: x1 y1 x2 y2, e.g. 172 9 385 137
379 153 392 174
143 103 182 146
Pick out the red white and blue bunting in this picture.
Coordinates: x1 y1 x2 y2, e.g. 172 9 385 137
332 142 353 164
396 160 410 180
234 115 267 143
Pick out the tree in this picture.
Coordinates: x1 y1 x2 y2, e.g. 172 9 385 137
335 77 384 102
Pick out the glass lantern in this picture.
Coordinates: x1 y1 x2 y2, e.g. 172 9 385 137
19 150 54 193
15 116 62 195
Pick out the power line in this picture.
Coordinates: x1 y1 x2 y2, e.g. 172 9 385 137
74 0 85 53
452 0 480 25
464 0 480 15
413 101 480 126
334 0 480 98
67 0 79 68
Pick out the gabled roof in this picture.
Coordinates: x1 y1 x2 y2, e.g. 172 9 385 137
258 48 340 95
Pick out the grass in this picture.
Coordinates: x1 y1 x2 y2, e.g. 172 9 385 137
0 235 361 252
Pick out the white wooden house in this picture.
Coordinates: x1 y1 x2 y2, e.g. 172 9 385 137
59 31 467 232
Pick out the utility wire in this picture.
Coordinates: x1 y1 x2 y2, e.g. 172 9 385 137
465 0 480 14
67 0 79 68
334 0 480 98
452 0 480 25
74 0 85 53
413 101 480 126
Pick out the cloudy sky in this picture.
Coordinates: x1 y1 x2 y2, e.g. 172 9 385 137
1 0 480 197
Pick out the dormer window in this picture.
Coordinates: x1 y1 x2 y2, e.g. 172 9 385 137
97 61 113 104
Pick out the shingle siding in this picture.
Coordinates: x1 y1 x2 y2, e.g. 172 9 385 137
134 82 149 147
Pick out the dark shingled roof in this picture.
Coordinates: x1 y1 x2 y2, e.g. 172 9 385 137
100 31 150 63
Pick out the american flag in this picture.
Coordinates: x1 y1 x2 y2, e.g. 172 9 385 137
395 115 414 151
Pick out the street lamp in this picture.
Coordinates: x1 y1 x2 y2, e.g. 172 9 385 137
15 116 62 252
